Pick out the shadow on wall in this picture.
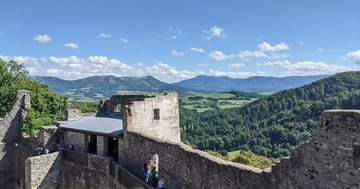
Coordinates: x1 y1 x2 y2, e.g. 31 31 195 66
0 90 30 189
25 152 61 189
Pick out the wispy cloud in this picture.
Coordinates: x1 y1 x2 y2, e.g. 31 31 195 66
318 48 325 52
228 63 245 68
120 38 128 43
146 62 200 82
171 50 185 57
209 50 234 61
189 47 205 53
208 69 260 78
33 34 52 43
239 50 268 61
96 33 112 38
64 43 79 49
257 41 289 51
263 60 357 75
344 50 360 63
204 26 226 40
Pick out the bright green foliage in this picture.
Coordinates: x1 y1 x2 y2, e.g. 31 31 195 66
206 150 275 169
70 103 98 113
180 72 360 158
0 59 67 135
230 151 276 169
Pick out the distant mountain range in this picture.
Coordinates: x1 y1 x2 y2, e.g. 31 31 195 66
173 75 329 92
31 74 329 101
31 75 190 102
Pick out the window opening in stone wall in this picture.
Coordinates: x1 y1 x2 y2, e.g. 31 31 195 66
107 137 119 160
353 142 360 169
154 108 160 120
114 104 122 112
88 134 97 154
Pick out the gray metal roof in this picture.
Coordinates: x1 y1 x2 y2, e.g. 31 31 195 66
60 113 123 137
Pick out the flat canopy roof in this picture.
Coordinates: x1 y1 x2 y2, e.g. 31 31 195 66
60 113 123 137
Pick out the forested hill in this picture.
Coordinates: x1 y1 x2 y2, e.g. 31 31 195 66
32 75 192 101
174 75 328 92
180 71 360 158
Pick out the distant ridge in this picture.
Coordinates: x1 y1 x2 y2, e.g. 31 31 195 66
173 75 329 92
31 75 191 101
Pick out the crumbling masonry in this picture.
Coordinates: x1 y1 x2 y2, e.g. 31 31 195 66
1 90 360 188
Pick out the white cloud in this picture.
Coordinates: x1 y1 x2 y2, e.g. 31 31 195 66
239 50 268 61
120 38 128 43
189 47 205 53
263 60 357 75
171 50 185 57
96 33 112 38
167 28 182 40
33 34 52 43
146 62 200 82
204 26 226 40
197 64 208 68
263 60 291 66
64 43 79 49
258 41 289 51
87 56 133 71
0 55 39 65
318 48 325 52
208 69 258 78
209 51 235 61
49 56 84 65
344 50 360 63
228 63 245 68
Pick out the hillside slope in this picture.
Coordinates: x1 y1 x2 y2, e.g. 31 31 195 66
32 75 191 101
174 75 328 92
180 72 360 158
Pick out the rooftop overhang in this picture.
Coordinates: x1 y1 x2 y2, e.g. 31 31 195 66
59 113 124 137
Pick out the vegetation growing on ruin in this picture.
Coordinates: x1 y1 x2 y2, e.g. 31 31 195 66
0 59 67 135
206 150 276 169
181 72 360 158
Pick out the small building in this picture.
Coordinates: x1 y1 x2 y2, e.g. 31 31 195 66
59 92 180 160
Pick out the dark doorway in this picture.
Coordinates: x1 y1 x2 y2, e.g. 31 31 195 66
88 135 97 154
108 137 119 160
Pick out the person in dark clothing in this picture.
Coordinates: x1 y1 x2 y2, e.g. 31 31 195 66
152 172 159 188
144 159 148 172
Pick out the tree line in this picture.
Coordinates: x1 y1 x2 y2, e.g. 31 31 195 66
180 72 360 158
0 59 67 135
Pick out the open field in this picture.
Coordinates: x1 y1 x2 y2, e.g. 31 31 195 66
179 92 263 112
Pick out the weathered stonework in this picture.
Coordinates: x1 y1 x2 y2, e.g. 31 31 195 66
25 152 61 189
3 91 360 189
0 90 30 189
124 93 180 143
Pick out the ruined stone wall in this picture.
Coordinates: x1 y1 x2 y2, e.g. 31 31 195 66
119 131 270 189
60 150 151 189
119 110 360 189
25 152 61 189
269 110 360 189
0 90 30 189
65 131 86 152
124 93 180 143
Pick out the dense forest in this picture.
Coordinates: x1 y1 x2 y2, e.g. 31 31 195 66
0 59 67 135
180 72 360 158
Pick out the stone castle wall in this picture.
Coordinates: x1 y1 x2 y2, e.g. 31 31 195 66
124 92 180 143
25 152 61 189
269 110 360 189
119 110 360 189
60 150 151 189
0 90 30 189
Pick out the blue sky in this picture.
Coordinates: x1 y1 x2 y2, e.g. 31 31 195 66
1 0 360 83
